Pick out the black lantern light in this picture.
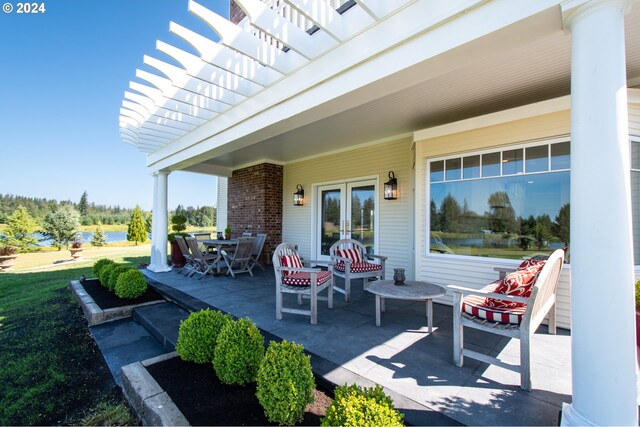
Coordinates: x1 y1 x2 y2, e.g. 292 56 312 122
384 171 398 200
293 184 305 206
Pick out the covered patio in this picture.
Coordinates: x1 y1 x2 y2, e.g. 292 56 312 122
119 0 640 424
142 267 571 426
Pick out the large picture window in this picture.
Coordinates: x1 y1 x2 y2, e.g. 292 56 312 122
428 140 570 260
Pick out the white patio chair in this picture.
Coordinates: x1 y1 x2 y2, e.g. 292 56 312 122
272 243 334 325
174 235 196 276
221 236 255 278
449 249 565 391
248 233 267 273
185 236 217 279
329 239 386 302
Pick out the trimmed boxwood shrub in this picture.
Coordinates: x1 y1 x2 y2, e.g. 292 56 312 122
98 263 117 288
176 309 233 364
213 317 264 385
256 340 314 426
321 384 404 427
106 265 134 292
115 269 147 299
93 258 115 279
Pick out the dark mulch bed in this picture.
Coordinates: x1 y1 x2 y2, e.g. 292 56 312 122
146 356 333 426
81 278 164 309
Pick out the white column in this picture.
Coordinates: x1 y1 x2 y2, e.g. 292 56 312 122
148 171 172 273
562 1 637 425
216 176 228 234
149 173 159 268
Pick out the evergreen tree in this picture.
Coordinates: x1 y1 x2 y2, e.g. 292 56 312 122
127 205 147 245
145 212 153 235
90 222 106 247
79 191 88 216
41 206 80 251
553 203 570 246
5 206 38 252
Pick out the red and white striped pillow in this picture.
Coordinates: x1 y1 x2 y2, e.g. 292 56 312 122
280 254 303 276
336 248 363 264
485 264 544 308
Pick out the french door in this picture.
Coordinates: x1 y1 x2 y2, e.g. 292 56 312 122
316 179 377 262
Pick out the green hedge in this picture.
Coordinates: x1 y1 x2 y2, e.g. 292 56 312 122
98 263 116 288
213 317 264 385
256 340 314 425
114 269 147 299
92 258 115 279
176 309 233 364
321 384 404 427
105 265 134 292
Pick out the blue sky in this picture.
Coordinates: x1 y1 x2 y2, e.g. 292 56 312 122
0 0 230 211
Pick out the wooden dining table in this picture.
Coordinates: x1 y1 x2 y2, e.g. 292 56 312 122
201 239 238 274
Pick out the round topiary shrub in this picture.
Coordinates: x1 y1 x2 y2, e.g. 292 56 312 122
321 384 404 427
93 258 115 279
98 263 117 288
115 269 147 299
106 264 134 292
176 309 234 364
256 340 315 426
213 317 264 385
635 278 640 310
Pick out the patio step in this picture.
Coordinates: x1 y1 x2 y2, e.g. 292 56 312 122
133 302 189 352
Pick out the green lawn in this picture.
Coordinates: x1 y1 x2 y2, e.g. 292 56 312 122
0 249 149 425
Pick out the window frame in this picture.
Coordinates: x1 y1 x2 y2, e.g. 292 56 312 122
425 136 571 262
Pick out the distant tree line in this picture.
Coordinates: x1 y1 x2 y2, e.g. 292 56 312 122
0 193 217 229
0 193 135 225
173 204 216 228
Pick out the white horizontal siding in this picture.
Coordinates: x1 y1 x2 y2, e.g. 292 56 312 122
283 137 414 275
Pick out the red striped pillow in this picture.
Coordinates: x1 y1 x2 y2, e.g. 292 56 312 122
281 254 303 276
336 248 363 264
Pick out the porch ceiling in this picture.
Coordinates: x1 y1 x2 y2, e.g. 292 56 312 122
185 5 640 175
120 0 640 175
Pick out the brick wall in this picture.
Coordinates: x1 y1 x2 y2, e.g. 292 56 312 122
228 163 283 264
230 1 245 24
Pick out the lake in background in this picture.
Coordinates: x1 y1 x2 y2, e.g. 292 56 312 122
35 232 129 247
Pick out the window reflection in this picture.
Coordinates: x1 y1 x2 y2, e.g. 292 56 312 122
430 150 570 261
502 149 523 175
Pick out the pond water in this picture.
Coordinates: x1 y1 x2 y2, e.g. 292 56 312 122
34 231 129 247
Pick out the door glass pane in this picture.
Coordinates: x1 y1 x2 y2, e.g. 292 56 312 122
321 189 341 256
350 185 375 254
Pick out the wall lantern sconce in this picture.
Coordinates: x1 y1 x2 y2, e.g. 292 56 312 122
293 184 305 206
384 171 398 200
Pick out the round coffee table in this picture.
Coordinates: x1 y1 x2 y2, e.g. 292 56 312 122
366 280 446 331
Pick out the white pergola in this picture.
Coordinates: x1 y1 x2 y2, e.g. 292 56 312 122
120 1 639 425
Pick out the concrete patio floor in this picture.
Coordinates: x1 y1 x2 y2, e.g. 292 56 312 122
143 266 571 426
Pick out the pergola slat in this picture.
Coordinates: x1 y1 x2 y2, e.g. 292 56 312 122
234 0 336 59
189 0 308 74
170 22 281 87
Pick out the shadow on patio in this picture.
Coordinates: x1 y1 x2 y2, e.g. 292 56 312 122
142 265 571 426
